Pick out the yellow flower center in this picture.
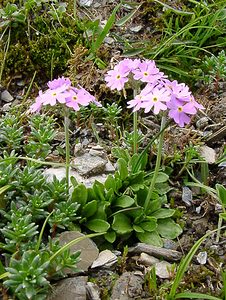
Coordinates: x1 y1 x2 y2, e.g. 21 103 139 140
178 106 183 112
52 92 57 96
144 72 148 76
116 75 121 79
153 97 158 102
73 96 77 101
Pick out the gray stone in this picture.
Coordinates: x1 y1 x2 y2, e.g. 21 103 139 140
1 90 13 102
129 25 143 32
197 251 207 265
155 261 173 279
182 186 193 207
58 231 99 272
86 282 101 300
72 152 107 176
111 272 143 300
91 249 117 269
48 276 88 300
79 0 93 7
2 102 12 112
199 145 216 164
138 253 160 266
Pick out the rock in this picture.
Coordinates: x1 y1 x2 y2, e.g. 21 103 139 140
43 167 83 183
1 90 13 102
197 251 207 265
104 37 115 45
86 282 101 300
111 272 143 300
104 160 115 173
48 276 88 300
128 243 182 261
199 145 216 164
182 186 193 207
91 249 117 268
2 102 12 112
79 0 93 7
129 25 143 32
138 253 160 266
58 231 99 272
72 152 107 176
196 117 209 129
155 261 173 279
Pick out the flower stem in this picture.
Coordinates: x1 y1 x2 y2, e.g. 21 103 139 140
144 115 166 213
64 108 70 192
132 85 139 154
133 110 138 154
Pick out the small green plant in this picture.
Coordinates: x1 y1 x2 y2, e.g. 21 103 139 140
201 50 226 90
167 227 225 300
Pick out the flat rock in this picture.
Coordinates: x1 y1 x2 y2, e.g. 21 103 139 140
138 253 160 266
199 145 216 164
91 249 117 268
128 243 182 261
86 282 101 300
72 152 107 176
48 276 88 300
58 231 99 272
155 261 173 279
111 272 143 300
1 90 13 102
43 167 108 188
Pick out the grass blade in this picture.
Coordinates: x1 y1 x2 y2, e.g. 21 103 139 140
91 3 121 54
175 292 221 300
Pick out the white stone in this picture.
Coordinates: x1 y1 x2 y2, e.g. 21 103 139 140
91 249 117 268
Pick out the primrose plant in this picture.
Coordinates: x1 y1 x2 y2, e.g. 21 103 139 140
30 77 101 191
105 58 204 213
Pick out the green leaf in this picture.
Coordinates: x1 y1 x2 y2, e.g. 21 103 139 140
93 181 105 201
91 3 121 53
117 158 128 180
157 218 182 239
147 199 161 214
216 183 226 206
153 0 194 15
112 213 133 235
104 231 116 243
136 231 163 247
116 4 141 26
86 219 110 232
151 208 175 219
140 219 157 232
175 292 222 300
105 174 116 191
114 195 134 208
82 200 97 218
0 185 10 195
72 184 87 206
155 172 169 183
133 224 144 233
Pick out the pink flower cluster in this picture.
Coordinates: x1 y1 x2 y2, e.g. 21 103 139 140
105 58 204 127
30 77 100 113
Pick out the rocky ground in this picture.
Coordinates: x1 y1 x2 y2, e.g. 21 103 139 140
0 0 225 299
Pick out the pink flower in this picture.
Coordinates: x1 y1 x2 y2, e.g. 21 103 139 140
105 63 130 91
47 77 71 89
65 87 100 111
127 84 154 112
189 95 204 110
168 99 197 127
119 58 141 71
40 85 71 106
132 60 164 83
164 79 191 102
141 86 171 114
